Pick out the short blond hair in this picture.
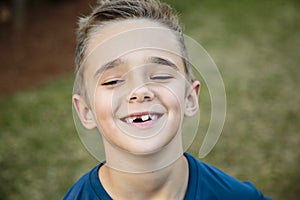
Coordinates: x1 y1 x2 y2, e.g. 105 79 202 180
74 0 194 98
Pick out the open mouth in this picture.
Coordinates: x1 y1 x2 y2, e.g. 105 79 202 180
121 112 163 125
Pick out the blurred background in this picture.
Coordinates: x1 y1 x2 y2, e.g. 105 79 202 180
0 0 299 199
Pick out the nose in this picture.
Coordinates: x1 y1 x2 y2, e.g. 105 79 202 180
127 84 154 103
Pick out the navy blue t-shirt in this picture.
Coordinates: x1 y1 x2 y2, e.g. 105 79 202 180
63 153 271 200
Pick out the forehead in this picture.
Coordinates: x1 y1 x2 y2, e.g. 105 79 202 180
86 18 182 55
83 19 184 76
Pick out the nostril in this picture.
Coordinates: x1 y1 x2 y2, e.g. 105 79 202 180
130 96 137 101
128 95 152 102
127 86 154 102
144 96 151 101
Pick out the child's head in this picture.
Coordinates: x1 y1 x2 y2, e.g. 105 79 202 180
74 0 195 101
72 0 200 172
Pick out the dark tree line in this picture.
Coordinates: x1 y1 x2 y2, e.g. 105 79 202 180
0 0 70 30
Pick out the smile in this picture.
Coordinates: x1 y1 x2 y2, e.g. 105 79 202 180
121 112 163 126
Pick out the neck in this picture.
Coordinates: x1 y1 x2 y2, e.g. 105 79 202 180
99 133 189 199
99 154 189 200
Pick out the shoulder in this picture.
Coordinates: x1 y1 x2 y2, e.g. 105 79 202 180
62 172 90 200
184 153 271 200
62 164 106 200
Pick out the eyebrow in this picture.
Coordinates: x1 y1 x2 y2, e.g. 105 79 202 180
147 56 179 71
93 56 179 79
93 58 123 79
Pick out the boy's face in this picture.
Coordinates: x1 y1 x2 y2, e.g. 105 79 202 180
76 19 199 156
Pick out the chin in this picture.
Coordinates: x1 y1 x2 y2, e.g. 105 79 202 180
121 133 178 156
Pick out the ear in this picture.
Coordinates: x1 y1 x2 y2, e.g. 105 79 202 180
185 80 200 117
73 94 97 130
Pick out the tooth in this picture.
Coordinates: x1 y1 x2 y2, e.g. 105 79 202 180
150 114 157 120
141 115 148 121
126 117 134 123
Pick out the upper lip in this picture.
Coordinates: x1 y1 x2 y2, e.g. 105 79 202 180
120 112 163 123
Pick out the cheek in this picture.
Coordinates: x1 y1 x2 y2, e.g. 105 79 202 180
94 90 119 138
157 83 186 111
93 88 124 129
94 90 114 120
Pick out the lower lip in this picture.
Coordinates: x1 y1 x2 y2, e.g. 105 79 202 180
131 120 155 128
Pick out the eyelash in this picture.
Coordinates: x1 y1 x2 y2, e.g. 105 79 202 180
101 79 124 86
150 75 173 80
101 74 173 86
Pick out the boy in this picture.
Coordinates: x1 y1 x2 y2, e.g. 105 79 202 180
64 0 271 199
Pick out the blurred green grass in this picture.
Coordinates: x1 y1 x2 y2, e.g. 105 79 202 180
1 0 299 199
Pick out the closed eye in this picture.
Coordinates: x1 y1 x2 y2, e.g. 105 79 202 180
101 79 124 86
150 74 173 80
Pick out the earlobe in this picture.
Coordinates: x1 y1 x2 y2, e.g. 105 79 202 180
185 80 200 117
73 94 97 130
